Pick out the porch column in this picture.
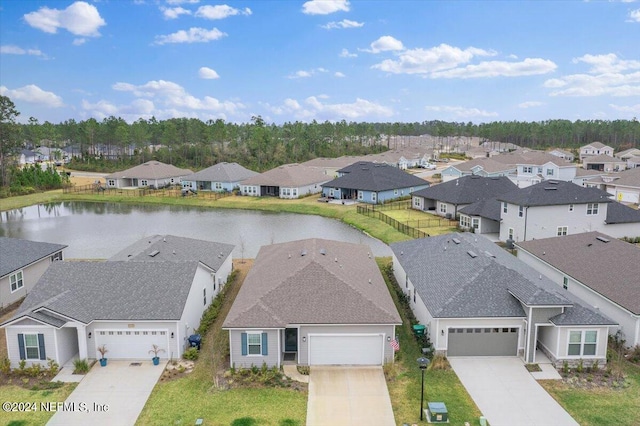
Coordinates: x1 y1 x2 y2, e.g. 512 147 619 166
76 325 88 360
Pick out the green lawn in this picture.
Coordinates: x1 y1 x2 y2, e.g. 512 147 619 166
378 258 484 425
0 384 77 426
540 360 640 426
382 208 459 236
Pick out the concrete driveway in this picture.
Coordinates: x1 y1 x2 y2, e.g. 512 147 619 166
306 366 395 426
449 357 578 426
47 360 165 426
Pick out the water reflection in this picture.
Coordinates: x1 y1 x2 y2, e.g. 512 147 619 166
0 202 391 259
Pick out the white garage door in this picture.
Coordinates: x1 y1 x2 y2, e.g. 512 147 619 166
95 329 169 359
308 334 384 365
617 190 639 204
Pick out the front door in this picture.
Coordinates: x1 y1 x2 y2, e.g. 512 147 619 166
285 328 297 352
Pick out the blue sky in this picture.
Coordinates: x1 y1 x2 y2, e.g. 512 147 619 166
1 0 639 125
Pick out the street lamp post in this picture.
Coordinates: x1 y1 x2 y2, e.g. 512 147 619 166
417 357 430 421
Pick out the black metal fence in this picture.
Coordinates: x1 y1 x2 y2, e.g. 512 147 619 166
356 204 458 239
63 184 231 200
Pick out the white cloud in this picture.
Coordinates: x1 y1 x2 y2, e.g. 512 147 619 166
0 45 45 57
154 27 226 44
544 53 640 97
24 1 106 37
166 0 199 4
302 0 350 15
609 103 640 113
195 5 252 20
321 19 364 29
0 84 63 107
425 105 498 119
573 53 640 73
161 6 192 19
287 68 329 79
266 96 393 121
339 48 357 58
628 8 640 22
365 36 404 54
111 79 243 115
430 58 557 79
72 38 87 46
334 72 346 78
518 101 544 108
372 43 495 75
199 67 220 79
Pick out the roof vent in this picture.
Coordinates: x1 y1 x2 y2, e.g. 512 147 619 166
335 257 338 262
163 237 166 242
172 250 176 255
596 236 610 243
301 250 307 257
288 254 291 259
544 187 557 190
467 250 477 258
452 238 461 244
484 251 495 258
320 248 326 255
148 250 160 257
368 279 372 284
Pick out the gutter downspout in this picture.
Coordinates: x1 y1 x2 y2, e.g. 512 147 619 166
523 206 529 241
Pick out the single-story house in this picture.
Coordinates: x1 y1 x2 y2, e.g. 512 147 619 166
105 161 193 189
412 175 516 219
579 142 614 161
181 162 258 192
301 156 365 178
583 154 627 172
240 163 330 198
1 236 234 368
321 161 429 204
440 158 516 182
223 238 402 368
516 232 640 347
391 233 616 366
0 237 67 309
549 149 575 162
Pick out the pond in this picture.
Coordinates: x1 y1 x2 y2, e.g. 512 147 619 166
0 202 391 259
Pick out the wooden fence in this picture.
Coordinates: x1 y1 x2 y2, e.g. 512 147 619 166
63 184 231 200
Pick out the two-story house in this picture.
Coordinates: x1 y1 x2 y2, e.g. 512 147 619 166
497 180 640 242
579 142 614 161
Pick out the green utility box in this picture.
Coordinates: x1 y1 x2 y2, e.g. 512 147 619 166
426 402 448 423
412 324 426 336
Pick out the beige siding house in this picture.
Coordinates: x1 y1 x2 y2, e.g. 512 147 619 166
105 161 192 189
240 163 330 198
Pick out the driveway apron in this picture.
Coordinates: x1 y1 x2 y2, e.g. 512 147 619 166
306 366 395 426
47 360 165 426
449 357 578 426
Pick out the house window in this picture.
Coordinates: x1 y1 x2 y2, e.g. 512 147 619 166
413 291 416 303
140 179 148 186
503 202 508 214
546 169 554 176
537 167 543 174
215 182 222 190
371 192 377 202
460 215 470 228
394 189 399 196
568 330 597 356
329 189 334 197
569 204 574 212
440 203 447 213
563 277 568 290
557 226 568 236
587 203 599 215
523 166 532 173
51 252 63 262
10 271 24 292
358 191 363 200
108 179 115 186
247 333 262 355
508 228 514 240
472 218 479 230
292 189 297 197
518 205 524 218
23 334 40 359
413 197 421 208
203 288 207 306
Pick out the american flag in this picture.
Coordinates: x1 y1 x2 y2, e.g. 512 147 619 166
390 338 400 352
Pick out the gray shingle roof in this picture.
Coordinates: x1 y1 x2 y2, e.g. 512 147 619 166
605 201 640 224
607 167 640 189
240 163 329 187
105 161 192 180
516 232 640 315
5 261 201 326
391 233 614 325
447 157 516 173
458 197 501 221
323 162 428 192
497 180 612 206
0 237 67 278
584 154 622 163
412 175 516 205
109 235 234 271
583 142 609 149
223 238 401 328
183 162 258 183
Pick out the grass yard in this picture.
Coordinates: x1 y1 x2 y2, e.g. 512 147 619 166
136 260 308 426
377 258 484 425
540 358 640 426
382 208 459 236
0 384 77 426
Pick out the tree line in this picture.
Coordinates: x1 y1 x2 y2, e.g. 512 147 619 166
1 94 639 188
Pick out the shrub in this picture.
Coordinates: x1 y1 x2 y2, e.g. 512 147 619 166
47 359 59 376
297 365 310 375
26 363 43 378
576 359 584 374
183 347 199 361
73 359 90 374
18 360 26 373
430 355 450 371
562 361 569 375
0 358 11 375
